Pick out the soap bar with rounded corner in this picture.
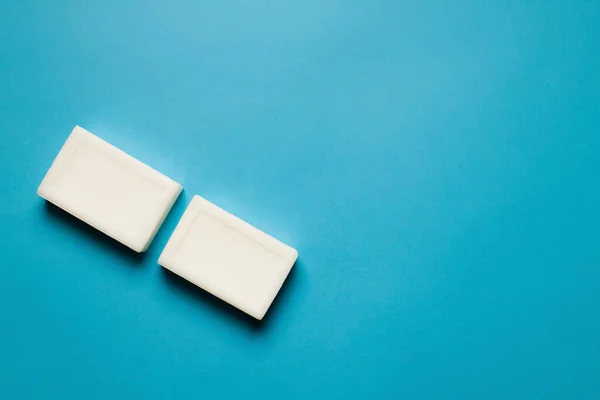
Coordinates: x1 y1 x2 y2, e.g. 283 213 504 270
38 126 182 252
159 195 298 320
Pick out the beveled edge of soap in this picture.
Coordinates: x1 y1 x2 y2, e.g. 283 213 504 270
158 194 298 320
38 125 183 253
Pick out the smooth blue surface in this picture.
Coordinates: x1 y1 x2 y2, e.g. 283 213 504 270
1 1 599 398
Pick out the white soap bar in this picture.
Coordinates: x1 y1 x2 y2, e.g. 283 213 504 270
38 126 182 252
159 195 298 320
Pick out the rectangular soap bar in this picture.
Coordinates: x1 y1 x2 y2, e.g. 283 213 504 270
159 195 298 320
38 126 182 252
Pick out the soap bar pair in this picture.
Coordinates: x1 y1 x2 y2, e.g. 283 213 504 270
38 126 297 320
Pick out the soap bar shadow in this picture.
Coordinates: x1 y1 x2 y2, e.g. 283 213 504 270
43 201 146 265
161 260 300 332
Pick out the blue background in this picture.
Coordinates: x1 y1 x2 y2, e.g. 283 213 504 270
1 1 599 399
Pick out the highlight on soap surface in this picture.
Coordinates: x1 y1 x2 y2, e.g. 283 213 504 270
38 125 182 252
159 195 298 320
